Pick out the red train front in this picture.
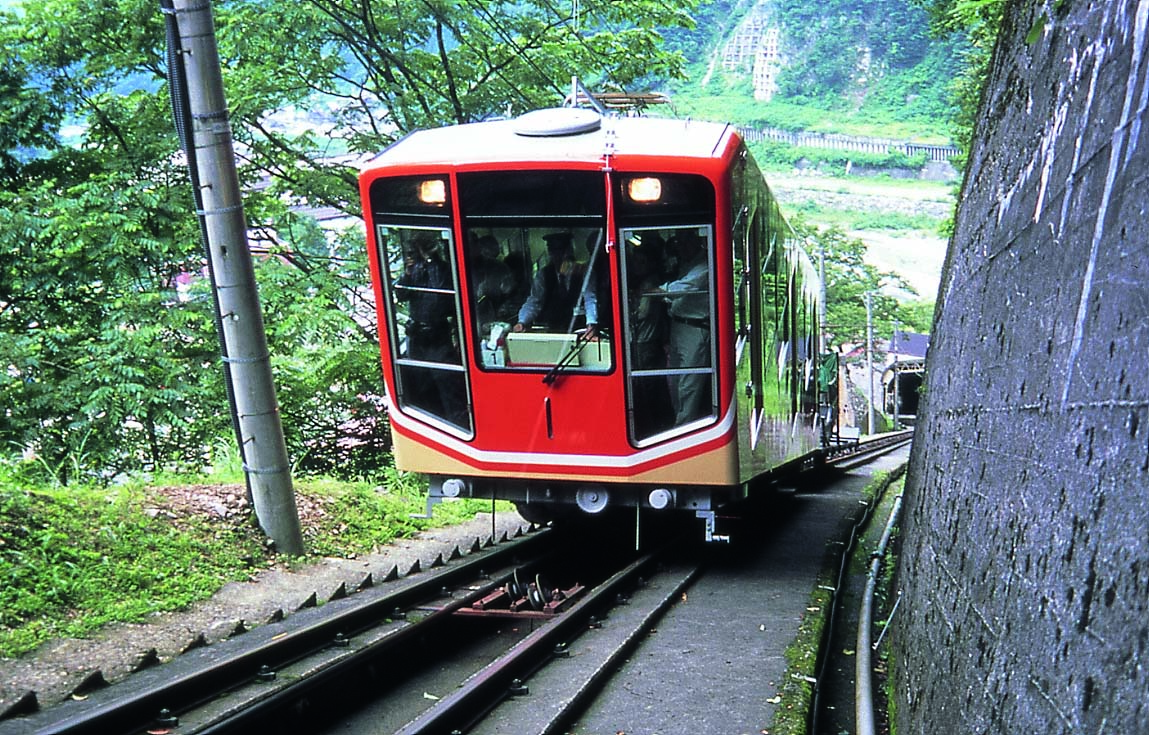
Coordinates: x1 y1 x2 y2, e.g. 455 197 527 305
360 107 823 538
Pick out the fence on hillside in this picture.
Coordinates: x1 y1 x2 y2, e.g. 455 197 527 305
737 126 960 162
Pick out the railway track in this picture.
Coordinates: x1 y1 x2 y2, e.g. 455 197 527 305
6 524 696 735
2 529 554 735
393 550 700 735
824 428 913 468
4 436 911 735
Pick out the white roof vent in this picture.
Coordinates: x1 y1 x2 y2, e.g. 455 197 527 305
513 107 602 137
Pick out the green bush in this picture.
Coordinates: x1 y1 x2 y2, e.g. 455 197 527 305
0 482 270 656
300 470 508 557
786 202 942 234
0 464 514 658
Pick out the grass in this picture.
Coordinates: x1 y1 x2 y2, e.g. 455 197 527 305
872 481 905 735
769 578 834 734
0 460 509 658
0 482 266 656
784 201 944 235
766 171 958 200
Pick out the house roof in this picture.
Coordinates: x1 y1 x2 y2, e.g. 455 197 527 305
889 330 930 358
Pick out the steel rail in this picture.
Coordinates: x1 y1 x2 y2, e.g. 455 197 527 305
193 562 539 735
395 549 666 735
28 529 549 735
484 559 702 735
826 429 913 470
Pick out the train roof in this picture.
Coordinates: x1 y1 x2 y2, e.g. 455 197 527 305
362 109 738 172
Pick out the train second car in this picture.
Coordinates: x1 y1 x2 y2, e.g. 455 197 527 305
359 107 824 540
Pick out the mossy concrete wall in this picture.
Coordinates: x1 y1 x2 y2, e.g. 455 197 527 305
894 0 1149 732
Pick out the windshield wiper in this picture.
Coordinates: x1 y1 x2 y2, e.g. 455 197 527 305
542 330 590 385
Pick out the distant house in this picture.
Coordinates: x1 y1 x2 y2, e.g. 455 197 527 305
840 330 930 428
883 331 929 420
886 330 929 359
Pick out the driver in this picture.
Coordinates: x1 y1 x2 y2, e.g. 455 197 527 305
512 232 598 337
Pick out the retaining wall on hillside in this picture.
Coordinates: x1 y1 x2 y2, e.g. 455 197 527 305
737 125 960 162
895 1 1149 732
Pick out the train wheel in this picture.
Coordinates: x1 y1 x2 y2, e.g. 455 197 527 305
505 568 523 600
514 501 561 525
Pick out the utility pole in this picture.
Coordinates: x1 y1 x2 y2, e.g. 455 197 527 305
817 238 827 349
892 319 900 430
865 291 875 435
164 0 304 554
817 239 830 435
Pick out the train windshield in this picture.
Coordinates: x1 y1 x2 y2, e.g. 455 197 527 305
458 170 612 374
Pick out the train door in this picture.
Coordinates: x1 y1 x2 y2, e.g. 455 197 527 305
762 221 786 413
374 224 473 436
619 224 718 443
744 209 766 436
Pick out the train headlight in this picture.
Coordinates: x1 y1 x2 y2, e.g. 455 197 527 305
627 177 662 203
417 179 447 205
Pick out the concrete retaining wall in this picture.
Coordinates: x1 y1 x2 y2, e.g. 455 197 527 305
894 0 1149 732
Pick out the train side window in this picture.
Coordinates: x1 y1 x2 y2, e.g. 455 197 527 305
747 211 764 414
376 225 473 435
733 205 750 356
761 219 782 402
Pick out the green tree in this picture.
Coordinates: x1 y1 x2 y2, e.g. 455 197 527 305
2 1 216 481
773 0 936 107
0 172 219 483
0 34 63 184
211 0 696 215
897 298 936 334
792 217 914 348
1 0 697 481
911 0 1007 153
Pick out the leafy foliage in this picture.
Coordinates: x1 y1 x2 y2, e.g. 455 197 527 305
790 216 921 346
0 34 63 183
896 298 936 334
750 139 930 175
0 480 270 655
772 0 934 104
212 0 697 215
0 0 695 484
666 0 971 146
857 38 968 123
786 201 943 235
0 171 221 484
910 0 1007 153
249 220 393 478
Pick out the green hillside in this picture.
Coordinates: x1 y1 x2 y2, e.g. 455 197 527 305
661 0 965 144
